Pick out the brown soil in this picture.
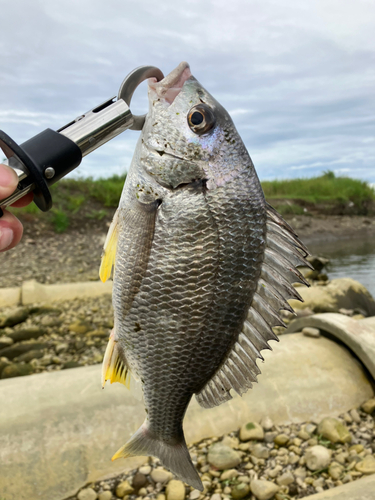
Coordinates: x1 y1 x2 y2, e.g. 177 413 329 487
1 210 374 289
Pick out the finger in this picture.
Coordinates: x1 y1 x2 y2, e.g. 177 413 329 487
0 210 23 252
0 164 19 199
10 192 34 208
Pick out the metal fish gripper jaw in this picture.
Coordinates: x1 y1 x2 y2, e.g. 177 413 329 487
0 65 164 216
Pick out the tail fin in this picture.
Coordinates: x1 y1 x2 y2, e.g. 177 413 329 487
112 420 203 491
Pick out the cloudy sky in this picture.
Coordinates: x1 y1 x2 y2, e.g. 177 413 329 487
0 0 374 182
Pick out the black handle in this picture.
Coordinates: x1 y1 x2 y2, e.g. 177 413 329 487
0 129 82 212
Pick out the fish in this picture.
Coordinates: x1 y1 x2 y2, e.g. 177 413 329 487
99 61 311 491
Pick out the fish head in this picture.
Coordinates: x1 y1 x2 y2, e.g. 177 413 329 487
141 62 247 190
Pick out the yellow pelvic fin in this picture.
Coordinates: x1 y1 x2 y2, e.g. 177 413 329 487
99 208 119 283
111 444 129 461
101 329 131 389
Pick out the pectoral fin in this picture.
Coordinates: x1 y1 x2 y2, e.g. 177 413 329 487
100 209 119 283
102 329 131 389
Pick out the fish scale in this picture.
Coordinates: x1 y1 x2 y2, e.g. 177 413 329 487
100 62 310 490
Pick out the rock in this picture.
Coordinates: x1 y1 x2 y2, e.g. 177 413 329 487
138 465 152 475
0 307 29 328
98 492 112 500
116 480 134 497
15 349 44 363
251 443 270 459
302 327 320 338
157 494 166 500
55 343 69 354
1 362 34 379
220 469 240 481
307 256 329 272
138 487 148 496
221 435 239 448
189 490 200 500
274 434 289 446
239 422 264 441
317 417 352 444
0 342 48 360
166 480 186 500
355 455 375 474
8 327 47 343
305 445 332 471
86 329 108 337
294 467 307 480
150 467 173 484
41 316 63 327
69 320 92 334
260 416 274 431
361 398 375 414
0 358 11 376
289 278 375 316
250 479 279 500
77 488 98 500
62 360 82 369
0 336 13 349
276 471 294 486
231 483 249 499
328 462 344 480
210 494 221 500
132 472 147 489
349 408 361 423
208 442 241 470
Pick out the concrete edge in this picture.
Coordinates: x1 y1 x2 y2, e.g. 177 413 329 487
285 313 375 381
301 473 375 499
0 279 113 307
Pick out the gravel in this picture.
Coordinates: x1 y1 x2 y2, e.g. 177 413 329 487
62 402 375 500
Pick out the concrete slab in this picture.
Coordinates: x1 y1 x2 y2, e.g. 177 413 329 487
21 279 113 304
0 286 21 307
286 313 375 380
302 474 375 499
0 334 373 500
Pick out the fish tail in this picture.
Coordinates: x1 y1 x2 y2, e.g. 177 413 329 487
112 420 203 491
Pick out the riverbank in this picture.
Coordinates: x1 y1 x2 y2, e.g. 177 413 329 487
1 212 374 288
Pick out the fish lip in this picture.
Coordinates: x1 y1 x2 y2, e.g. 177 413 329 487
148 62 192 104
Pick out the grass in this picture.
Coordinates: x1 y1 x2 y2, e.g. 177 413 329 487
262 170 375 206
9 171 375 233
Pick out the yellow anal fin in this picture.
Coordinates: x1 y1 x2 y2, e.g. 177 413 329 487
102 329 131 389
99 208 119 283
112 443 129 461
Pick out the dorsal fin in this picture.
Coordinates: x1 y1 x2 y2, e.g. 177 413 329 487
99 209 119 283
195 204 310 408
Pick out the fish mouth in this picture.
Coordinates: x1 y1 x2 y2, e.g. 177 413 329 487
148 61 192 104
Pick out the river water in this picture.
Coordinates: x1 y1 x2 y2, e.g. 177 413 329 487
308 236 375 298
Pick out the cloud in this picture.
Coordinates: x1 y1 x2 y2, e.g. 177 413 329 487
0 0 374 182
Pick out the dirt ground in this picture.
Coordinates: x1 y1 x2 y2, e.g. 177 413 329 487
1 212 374 288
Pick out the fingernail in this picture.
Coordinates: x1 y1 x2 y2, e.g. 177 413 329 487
0 227 14 250
0 164 17 187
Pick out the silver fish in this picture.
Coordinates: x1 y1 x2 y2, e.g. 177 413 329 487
100 62 310 490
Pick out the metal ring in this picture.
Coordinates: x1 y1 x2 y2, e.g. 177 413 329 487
118 65 164 131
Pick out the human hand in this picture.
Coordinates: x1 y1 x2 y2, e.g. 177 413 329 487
0 163 34 252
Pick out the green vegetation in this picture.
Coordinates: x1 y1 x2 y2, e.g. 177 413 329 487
262 171 375 206
10 171 375 233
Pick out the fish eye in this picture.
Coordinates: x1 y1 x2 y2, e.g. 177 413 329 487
187 104 216 135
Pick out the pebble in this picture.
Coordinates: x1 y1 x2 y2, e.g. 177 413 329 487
260 416 274 431
231 482 249 499
355 454 375 474
251 443 270 459
165 480 186 500
361 398 375 414
210 494 221 500
317 417 352 444
77 488 98 500
302 326 320 338
116 480 134 497
276 471 294 486
220 469 239 481
139 465 152 475
250 479 279 500
98 492 112 500
274 434 289 446
305 445 332 471
189 490 200 500
239 422 264 441
207 443 241 469
132 472 147 489
349 409 361 423
150 468 172 484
